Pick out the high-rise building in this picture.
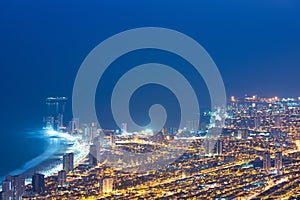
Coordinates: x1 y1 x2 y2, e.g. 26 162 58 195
205 139 215 155
1 180 12 200
69 118 79 133
44 97 67 130
254 117 260 130
58 170 67 186
74 118 80 130
82 123 98 144
69 120 76 133
93 135 101 148
32 173 45 194
121 123 127 133
263 151 271 171
89 144 97 166
169 127 178 135
1 175 25 200
83 125 92 143
102 177 113 193
186 120 199 132
110 132 115 146
207 127 222 138
63 153 74 173
205 139 211 155
237 129 248 139
89 135 102 165
275 151 283 172
205 139 222 156
89 144 100 166
216 140 223 155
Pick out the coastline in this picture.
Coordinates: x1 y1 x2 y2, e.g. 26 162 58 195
0 129 89 189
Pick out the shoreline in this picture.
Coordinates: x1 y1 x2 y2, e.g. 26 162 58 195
0 129 89 190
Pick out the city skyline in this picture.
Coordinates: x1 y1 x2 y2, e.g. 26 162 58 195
1 0 300 199
2 93 300 198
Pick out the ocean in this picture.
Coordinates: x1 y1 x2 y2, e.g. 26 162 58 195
0 128 85 185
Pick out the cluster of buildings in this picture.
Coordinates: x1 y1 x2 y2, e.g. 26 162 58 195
0 153 74 199
3 95 300 199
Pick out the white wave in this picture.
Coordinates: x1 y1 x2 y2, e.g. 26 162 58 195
0 129 89 189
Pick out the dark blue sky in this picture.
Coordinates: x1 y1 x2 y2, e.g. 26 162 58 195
0 0 300 129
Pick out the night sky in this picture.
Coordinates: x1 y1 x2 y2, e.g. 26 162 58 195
1 1 300 138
